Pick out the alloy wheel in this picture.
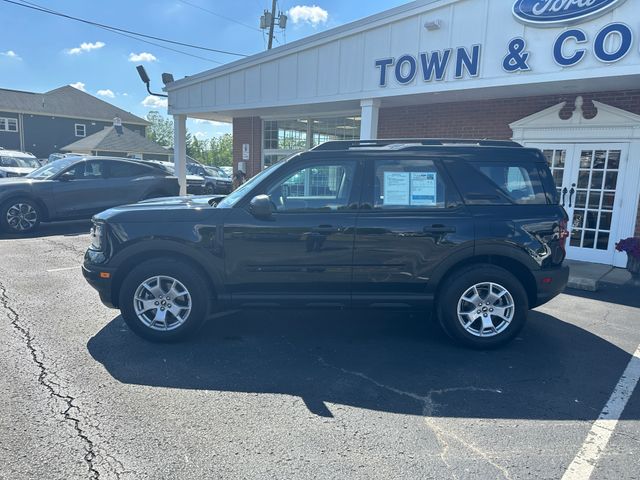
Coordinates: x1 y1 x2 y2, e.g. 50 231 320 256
6 203 38 232
456 282 515 337
133 275 192 331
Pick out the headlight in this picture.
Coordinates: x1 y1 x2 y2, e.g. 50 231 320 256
90 222 105 250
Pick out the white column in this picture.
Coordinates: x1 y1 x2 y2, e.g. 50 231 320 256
173 114 187 196
360 98 381 140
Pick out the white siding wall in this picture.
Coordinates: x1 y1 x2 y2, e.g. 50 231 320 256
169 0 640 114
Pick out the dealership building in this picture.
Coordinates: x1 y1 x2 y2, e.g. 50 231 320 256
166 0 640 268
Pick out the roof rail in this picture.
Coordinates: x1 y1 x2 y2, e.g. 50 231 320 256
312 138 522 151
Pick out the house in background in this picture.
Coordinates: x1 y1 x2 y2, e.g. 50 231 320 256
62 120 172 161
0 85 148 158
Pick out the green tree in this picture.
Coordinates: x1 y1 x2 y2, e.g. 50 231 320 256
146 111 174 147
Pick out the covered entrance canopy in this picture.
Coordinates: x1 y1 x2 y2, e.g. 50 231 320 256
163 0 640 266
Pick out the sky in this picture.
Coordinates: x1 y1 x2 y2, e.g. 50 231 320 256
0 0 409 140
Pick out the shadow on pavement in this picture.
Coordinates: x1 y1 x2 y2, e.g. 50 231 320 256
88 309 634 419
562 284 640 309
0 219 91 240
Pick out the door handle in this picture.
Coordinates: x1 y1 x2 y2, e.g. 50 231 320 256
568 184 576 208
561 187 568 207
423 224 456 234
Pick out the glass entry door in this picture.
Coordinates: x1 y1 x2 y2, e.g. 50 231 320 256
532 143 627 265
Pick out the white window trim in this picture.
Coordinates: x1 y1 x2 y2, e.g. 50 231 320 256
0 117 18 132
75 123 86 137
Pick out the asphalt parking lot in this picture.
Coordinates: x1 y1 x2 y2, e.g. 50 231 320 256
1 221 639 480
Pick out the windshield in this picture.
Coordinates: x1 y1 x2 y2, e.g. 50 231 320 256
0 156 40 169
217 161 286 208
204 166 230 178
27 158 78 179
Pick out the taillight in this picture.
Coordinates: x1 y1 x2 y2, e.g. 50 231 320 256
558 219 569 251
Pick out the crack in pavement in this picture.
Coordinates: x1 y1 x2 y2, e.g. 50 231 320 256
318 357 511 480
0 280 103 479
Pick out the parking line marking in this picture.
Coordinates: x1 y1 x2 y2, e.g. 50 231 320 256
46 266 81 273
562 343 640 480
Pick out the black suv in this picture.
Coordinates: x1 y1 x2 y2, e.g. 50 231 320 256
83 140 569 348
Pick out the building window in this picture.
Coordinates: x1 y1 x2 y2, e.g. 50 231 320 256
0 117 18 132
75 124 86 137
262 115 361 168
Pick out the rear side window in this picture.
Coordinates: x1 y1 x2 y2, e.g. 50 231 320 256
109 161 153 178
372 159 452 209
446 159 547 205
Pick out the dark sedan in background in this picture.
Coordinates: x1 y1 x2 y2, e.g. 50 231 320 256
186 163 233 194
0 156 179 234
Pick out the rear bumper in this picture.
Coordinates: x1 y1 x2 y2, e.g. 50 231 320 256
532 264 569 308
82 264 117 308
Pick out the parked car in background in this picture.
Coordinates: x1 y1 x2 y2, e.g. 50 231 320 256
142 161 207 195
0 150 41 178
83 139 569 349
186 163 232 194
0 156 179 234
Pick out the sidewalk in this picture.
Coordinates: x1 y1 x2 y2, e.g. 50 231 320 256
565 259 632 292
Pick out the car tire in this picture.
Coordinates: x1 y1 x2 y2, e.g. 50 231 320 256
437 264 528 349
0 197 42 234
119 258 209 342
205 183 216 194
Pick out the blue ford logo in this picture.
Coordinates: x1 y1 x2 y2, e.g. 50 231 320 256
513 0 626 26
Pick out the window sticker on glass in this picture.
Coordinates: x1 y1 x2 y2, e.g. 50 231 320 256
410 172 437 206
383 172 410 205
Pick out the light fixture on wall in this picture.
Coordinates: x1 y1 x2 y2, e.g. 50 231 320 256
424 19 442 31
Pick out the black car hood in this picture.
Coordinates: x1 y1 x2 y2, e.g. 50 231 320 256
0 176 40 186
94 195 227 223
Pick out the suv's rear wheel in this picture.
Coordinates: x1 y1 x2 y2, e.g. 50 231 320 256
437 265 528 348
0 197 41 234
119 259 209 342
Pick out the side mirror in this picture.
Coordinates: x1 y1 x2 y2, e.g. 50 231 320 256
59 171 75 181
249 194 273 219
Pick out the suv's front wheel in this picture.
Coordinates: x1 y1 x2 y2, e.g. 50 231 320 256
437 265 528 349
119 259 209 342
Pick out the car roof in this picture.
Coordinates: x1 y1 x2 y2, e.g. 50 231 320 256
0 150 37 158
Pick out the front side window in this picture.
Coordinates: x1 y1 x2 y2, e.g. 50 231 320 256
65 161 106 179
0 117 18 132
75 124 86 137
372 159 449 209
267 161 356 212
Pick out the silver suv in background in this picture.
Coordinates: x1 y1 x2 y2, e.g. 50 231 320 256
0 150 41 177
186 163 233 194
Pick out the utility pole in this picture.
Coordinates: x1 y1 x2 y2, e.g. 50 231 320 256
260 1 287 50
267 0 277 50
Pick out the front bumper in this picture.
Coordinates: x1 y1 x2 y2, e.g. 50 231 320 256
82 264 118 308
187 184 208 195
532 264 570 307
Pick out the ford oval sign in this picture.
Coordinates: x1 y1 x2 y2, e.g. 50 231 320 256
513 0 627 26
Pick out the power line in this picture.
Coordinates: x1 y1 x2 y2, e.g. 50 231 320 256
178 0 261 32
17 0 223 64
1 0 248 57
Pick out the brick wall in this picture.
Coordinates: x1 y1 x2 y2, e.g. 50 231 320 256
378 89 640 238
232 117 262 178
378 89 640 139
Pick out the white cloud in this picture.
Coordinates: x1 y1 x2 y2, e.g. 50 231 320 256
0 50 21 60
66 41 105 55
128 52 157 62
69 82 86 92
193 131 208 140
142 95 168 108
288 5 328 26
194 118 228 126
96 89 115 98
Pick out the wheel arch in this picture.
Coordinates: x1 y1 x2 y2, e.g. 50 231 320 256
0 193 51 222
434 255 538 309
109 244 224 309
